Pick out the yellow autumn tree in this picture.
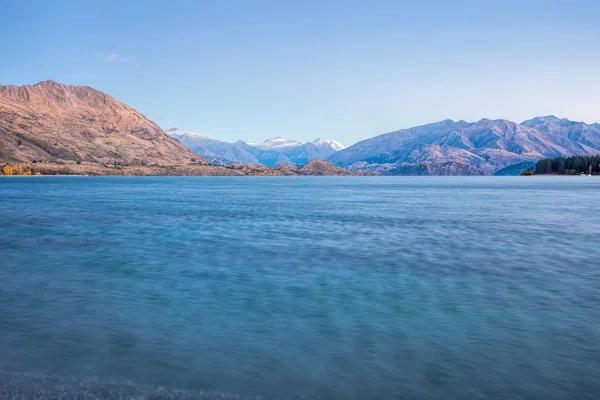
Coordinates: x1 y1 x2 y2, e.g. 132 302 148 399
13 165 24 175
24 168 32 175
34 171 41 176
2 164 13 175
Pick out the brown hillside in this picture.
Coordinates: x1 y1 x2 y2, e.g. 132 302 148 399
296 159 351 175
0 80 203 164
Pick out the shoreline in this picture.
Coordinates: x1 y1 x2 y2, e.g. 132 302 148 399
2 162 598 177
0 161 355 177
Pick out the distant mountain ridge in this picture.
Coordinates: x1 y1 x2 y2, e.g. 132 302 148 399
166 128 346 167
166 129 260 165
327 116 600 175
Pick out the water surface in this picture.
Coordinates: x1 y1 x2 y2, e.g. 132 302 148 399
1 176 599 399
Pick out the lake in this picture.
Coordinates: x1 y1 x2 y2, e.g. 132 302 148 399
1 176 599 399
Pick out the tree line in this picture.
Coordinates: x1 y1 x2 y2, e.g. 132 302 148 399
522 155 600 175
2 164 41 176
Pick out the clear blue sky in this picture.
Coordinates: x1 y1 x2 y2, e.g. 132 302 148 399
2 0 599 144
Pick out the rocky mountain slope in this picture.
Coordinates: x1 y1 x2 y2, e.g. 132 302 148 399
327 117 600 175
493 162 536 176
383 161 486 176
167 129 345 167
0 81 202 164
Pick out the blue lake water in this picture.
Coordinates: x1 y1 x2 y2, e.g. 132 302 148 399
1 176 599 399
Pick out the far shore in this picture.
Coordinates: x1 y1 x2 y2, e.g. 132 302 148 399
0 160 356 177
2 161 598 177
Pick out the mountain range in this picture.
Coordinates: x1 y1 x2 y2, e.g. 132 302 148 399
166 128 346 167
2 80 600 176
326 117 600 174
0 80 201 164
169 116 600 174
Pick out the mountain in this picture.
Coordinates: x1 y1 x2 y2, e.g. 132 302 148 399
166 128 258 165
520 115 600 149
244 137 345 166
273 141 339 166
170 129 346 167
227 141 294 167
327 119 472 167
327 117 600 175
0 80 202 164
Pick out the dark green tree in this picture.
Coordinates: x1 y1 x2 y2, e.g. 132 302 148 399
572 158 581 173
557 158 566 174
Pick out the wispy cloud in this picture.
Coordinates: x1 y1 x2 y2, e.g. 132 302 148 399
102 52 135 63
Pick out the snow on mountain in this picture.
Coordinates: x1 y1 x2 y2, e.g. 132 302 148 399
165 128 210 142
312 138 347 151
241 137 347 165
167 129 346 166
327 140 347 151
241 138 340 166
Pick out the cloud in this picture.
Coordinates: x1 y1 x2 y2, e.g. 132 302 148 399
102 53 134 63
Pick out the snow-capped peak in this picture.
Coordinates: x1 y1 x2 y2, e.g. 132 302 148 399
312 138 346 151
165 127 183 135
325 140 346 151
164 128 209 140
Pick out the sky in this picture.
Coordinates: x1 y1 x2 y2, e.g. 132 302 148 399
2 0 600 145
